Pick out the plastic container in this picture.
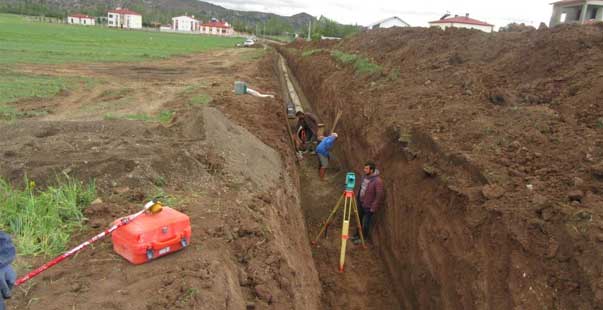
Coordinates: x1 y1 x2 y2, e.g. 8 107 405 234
111 207 191 265
234 81 247 95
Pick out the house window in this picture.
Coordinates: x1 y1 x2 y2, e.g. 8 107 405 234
222 29 226 33
560 13 567 23
83 20 86 24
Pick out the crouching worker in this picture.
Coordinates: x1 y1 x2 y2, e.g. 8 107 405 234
316 132 338 181
352 161 384 245
0 232 16 310
295 111 320 153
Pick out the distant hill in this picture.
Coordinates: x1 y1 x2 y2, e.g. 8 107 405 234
0 0 316 32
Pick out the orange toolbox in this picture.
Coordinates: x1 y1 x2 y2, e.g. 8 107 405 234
111 207 191 264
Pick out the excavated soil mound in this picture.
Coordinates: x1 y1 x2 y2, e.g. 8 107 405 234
282 25 603 309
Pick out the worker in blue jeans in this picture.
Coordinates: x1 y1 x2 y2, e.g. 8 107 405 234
0 232 16 310
316 132 338 181
352 161 385 245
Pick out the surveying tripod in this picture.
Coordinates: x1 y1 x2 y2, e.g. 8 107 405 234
312 172 366 272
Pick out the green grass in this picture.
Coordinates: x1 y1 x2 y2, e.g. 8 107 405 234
387 68 400 81
157 110 174 123
189 93 213 106
0 13 243 65
0 177 96 256
302 49 325 57
181 83 208 94
0 70 100 115
105 110 175 124
0 106 48 121
330 50 382 76
240 48 266 61
264 34 295 43
0 70 69 104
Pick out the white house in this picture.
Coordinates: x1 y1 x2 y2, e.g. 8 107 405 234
368 16 410 29
429 14 494 33
550 0 603 26
200 19 235 36
67 13 95 26
172 15 200 32
107 8 142 29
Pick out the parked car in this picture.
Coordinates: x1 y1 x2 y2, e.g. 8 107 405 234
243 39 255 47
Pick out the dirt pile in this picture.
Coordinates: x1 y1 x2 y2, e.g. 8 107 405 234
282 25 603 309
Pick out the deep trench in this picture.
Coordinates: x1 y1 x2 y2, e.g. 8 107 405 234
275 47 522 310
275 51 403 309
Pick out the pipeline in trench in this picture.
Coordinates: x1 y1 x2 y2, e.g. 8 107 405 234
274 52 402 309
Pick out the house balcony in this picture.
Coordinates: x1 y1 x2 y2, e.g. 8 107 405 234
550 0 603 26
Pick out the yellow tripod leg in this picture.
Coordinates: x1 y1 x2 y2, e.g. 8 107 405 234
312 194 344 245
339 195 352 272
352 197 367 249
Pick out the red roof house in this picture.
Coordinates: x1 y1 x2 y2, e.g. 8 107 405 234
429 14 494 32
107 8 142 29
108 9 141 16
200 19 234 36
67 13 96 26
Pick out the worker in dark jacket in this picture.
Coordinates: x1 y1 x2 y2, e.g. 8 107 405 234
0 232 16 310
352 161 385 244
295 111 320 152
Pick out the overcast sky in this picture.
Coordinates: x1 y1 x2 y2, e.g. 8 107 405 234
205 0 555 29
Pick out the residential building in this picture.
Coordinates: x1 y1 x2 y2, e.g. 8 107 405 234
107 8 142 29
200 18 234 36
172 15 200 32
429 14 494 33
550 0 603 26
67 13 95 26
368 16 411 29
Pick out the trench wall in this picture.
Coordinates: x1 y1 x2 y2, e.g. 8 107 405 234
280 48 598 309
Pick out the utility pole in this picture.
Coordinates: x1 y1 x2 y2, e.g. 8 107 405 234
307 20 311 41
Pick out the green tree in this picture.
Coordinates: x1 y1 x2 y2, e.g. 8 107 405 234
299 16 361 40
263 16 293 35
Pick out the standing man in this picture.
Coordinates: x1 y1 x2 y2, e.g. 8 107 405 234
295 111 320 152
0 232 16 310
315 132 338 180
352 161 384 244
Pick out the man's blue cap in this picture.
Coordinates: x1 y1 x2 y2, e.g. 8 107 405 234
0 232 16 268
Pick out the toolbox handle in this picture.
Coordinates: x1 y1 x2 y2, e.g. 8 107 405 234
151 234 182 249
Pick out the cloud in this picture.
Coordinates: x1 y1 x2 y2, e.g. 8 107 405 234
204 0 554 28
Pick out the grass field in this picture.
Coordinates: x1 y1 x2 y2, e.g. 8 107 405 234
0 14 243 64
0 13 242 108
